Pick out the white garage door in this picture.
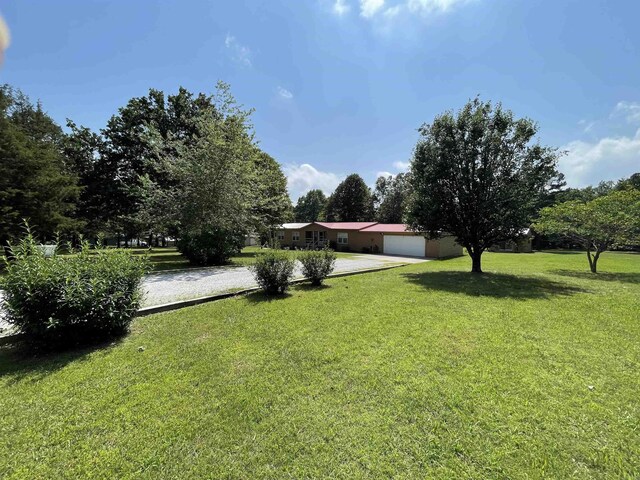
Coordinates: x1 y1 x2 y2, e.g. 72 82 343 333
383 235 425 257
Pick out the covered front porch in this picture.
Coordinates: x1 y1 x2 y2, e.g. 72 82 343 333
304 230 328 248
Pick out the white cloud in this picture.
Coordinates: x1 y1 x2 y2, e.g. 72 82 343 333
285 164 342 200
407 0 472 14
360 0 385 18
277 86 293 100
376 171 395 179
578 119 595 134
329 0 474 24
383 5 403 17
224 34 252 67
333 0 351 15
560 128 640 187
613 101 640 124
393 160 410 170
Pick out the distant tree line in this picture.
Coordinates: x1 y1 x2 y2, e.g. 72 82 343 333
0 83 293 264
293 172 407 224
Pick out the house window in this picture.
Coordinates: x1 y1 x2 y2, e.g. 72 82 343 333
337 232 348 245
292 231 300 241
277 230 285 241
305 231 313 242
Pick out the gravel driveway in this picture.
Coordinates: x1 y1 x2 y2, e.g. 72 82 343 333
0 254 427 335
142 254 418 307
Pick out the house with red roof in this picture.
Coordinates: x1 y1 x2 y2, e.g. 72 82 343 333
277 222 462 258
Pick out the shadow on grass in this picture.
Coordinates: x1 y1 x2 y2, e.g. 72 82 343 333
0 336 124 384
552 269 640 284
148 254 186 262
402 271 587 299
293 283 331 292
244 290 293 303
539 250 585 255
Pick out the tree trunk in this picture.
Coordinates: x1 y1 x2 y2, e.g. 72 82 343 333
591 249 602 273
468 246 483 274
587 248 598 273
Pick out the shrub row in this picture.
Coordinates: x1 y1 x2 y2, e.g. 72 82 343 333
1 233 149 349
250 247 337 294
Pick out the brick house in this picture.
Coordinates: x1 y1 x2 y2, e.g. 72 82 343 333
276 222 462 259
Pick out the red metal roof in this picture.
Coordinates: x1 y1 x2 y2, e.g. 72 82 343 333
314 222 379 231
359 223 413 233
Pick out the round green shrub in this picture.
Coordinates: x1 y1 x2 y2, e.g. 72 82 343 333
299 248 336 286
250 250 296 295
177 228 245 266
1 233 149 348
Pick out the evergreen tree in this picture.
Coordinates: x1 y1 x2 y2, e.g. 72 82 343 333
0 85 79 244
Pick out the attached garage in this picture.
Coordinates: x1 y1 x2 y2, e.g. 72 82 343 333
382 234 426 257
359 223 463 258
277 222 463 259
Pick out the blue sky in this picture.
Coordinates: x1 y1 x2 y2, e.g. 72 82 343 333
2 0 639 201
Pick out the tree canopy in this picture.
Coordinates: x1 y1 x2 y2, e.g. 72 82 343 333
294 189 327 222
374 173 410 224
0 85 79 244
1 83 291 261
325 174 374 222
534 189 640 272
407 98 560 273
250 151 293 235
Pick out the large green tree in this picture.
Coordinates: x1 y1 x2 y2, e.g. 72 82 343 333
374 173 410 223
0 86 79 245
99 87 215 241
63 121 112 237
325 174 374 222
64 83 291 247
534 190 640 273
615 172 640 191
250 150 293 236
407 98 560 273
294 189 327 222
171 83 283 265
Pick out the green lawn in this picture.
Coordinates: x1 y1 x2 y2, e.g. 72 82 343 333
136 246 358 272
0 252 638 478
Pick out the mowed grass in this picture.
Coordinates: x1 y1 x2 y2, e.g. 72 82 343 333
0 252 638 478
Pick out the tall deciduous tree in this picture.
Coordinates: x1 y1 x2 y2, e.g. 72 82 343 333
407 98 560 273
294 189 327 222
325 174 374 222
616 172 640 191
99 87 215 241
374 173 409 223
172 83 258 265
67 83 290 247
534 190 640 273
250 150 293 236
63 121 111 237
0 85 79 245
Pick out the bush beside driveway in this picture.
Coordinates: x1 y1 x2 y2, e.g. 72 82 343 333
142 254 424 307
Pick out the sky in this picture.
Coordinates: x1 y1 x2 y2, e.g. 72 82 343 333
1 0 639 201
